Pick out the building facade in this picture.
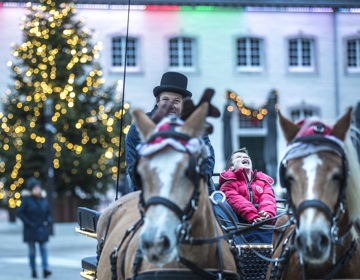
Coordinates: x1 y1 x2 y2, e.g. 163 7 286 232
0 0 359 189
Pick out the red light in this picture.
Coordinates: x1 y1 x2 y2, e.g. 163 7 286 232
145 5 180 11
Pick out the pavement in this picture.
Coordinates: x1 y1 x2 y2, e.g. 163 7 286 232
0 212 97 280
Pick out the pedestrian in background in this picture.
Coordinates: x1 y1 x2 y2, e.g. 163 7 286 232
17 177 52 278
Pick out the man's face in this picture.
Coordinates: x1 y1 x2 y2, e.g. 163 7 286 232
231 152 252 172
156 92 184 116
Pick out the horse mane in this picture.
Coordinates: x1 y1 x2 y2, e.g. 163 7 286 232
344 128 360 223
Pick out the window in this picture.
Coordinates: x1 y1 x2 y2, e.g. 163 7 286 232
236 37 263 72
288 38 315 72
347 38 360 73
169 37 196 71
289 103 320 123
111 36 139 71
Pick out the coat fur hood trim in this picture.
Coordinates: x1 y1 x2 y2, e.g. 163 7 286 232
219 169 274 186
21 189 47 198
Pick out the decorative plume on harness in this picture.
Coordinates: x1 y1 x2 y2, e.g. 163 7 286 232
136 115 210 158
279 118 348 192
282 119 345 163
295 118 332 138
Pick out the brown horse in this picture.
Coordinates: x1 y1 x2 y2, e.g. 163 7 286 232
96 102 239 279
267 108 360 280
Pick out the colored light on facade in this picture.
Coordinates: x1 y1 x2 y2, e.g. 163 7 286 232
1 3 359 13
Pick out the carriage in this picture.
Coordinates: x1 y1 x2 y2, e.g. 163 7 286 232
75 186 285 280
75 92 360 280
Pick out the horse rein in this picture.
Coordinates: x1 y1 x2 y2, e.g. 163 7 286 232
270 135 358 280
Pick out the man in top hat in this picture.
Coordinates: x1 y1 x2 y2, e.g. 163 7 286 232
125 71 216 193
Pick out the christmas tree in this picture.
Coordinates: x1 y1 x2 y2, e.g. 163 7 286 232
0 0 131 218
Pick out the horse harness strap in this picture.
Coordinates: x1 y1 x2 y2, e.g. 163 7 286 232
179 256 236 280
144 196 185 220
323 238 358 280
270 227 296 280
107 217 143 280
146 130 191 143
212 204 226 279
126 269 239 280
97 204 121 266
182 213 281 246
296 199 333 222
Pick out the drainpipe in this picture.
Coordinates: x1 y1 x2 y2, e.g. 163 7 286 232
333 8 340 117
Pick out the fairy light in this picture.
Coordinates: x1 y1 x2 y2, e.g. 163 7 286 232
226 90 268 121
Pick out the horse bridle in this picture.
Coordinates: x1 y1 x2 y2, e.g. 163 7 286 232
133 128 241 280
137 139 205 241
279 135 348 233
135 117 206 235
272 135 355 280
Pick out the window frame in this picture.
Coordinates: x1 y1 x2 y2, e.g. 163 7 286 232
287 37 316 73
110 35 140 73
346 37 360 74
168 36 197 72
236 36 264 73
288 102 320 123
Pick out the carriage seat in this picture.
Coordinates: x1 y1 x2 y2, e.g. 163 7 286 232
80 256 97 280
76 207 101 238
76 208 100 279
82 256 97 271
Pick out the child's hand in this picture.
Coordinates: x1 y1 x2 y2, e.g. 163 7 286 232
258 210 270 219
252 217 263 224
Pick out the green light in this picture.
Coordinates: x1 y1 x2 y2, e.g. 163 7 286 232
195 6 216 11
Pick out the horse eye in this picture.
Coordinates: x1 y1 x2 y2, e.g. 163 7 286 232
284 175 294 185
332 173 342 182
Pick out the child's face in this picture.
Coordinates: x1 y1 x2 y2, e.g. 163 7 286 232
231 152 252 171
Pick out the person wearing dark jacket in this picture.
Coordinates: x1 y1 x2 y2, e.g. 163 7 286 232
17 177 52 278
125 71 215 193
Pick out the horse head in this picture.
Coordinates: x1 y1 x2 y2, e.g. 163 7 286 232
131 101 211 267
278 108 360 265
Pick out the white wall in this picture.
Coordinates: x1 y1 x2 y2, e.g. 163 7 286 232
0 5 359 174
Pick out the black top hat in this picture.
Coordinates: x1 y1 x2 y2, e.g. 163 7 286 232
153 72 192 98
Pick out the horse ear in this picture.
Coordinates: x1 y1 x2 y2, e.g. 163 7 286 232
151 102 174 124
330 107 352 141
278 110 300 143
180 102 209 137
131 109 157 142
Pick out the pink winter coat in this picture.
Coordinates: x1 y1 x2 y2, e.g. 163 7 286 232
219 169 276 224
